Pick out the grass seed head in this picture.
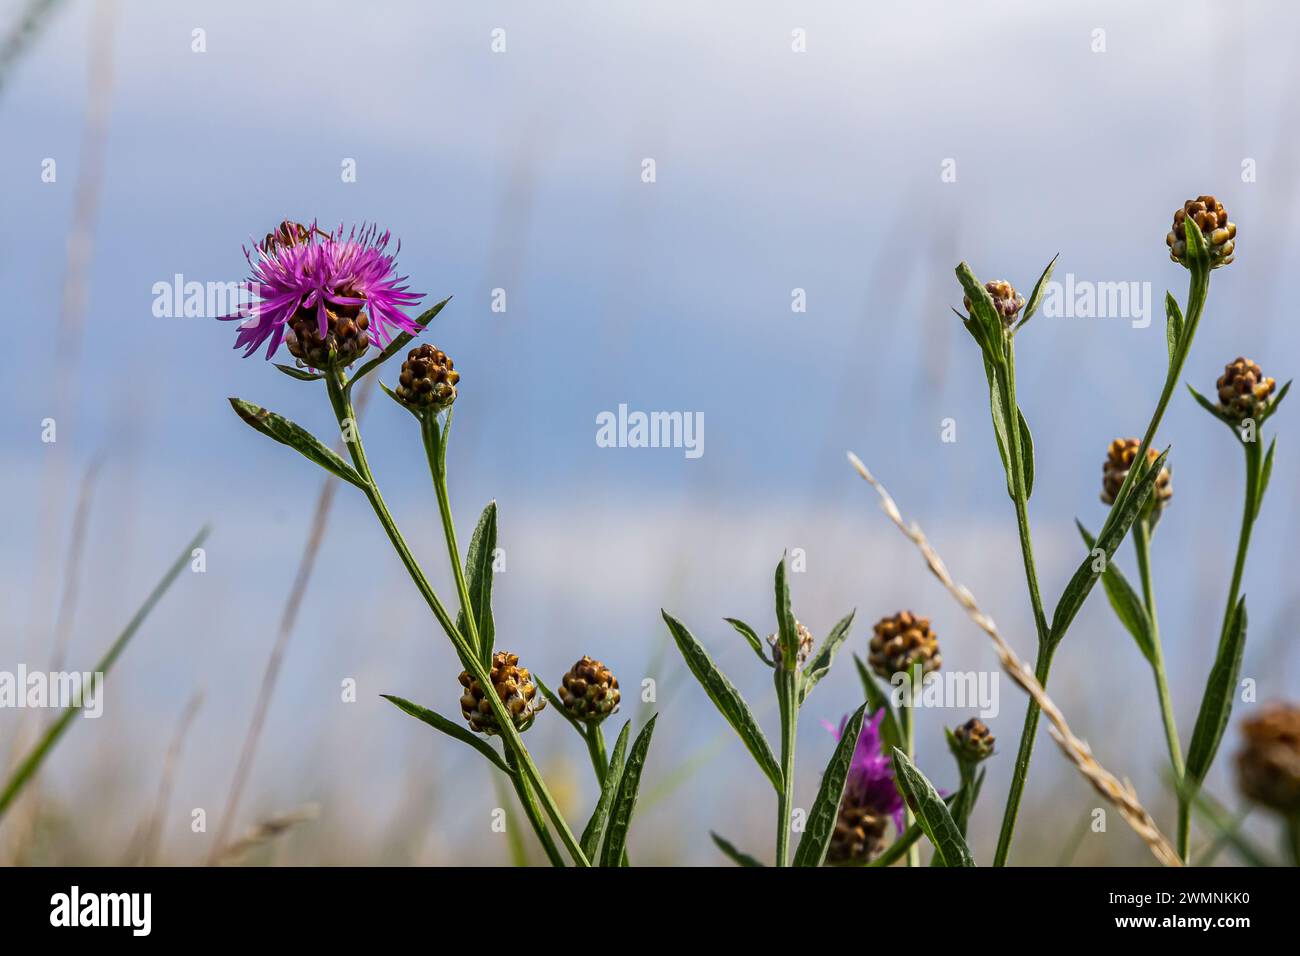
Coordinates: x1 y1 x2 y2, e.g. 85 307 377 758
557 655 620 723
1167 195 1236 268
459 651 545 735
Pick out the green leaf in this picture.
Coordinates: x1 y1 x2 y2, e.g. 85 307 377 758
711 832 765 867
1165 293 1184 363
793 703 868 866
773 555 798 669
864 791 963 867
455 502 498 667
1018 406 1035 500
600 714 658 866
853 653 902 751
1185 597 1248 786
1186 383 1236 434
580 721 631 861
381 694 512 776
1259 379 1292 426
982 356 1015 499
1183 215 1208 266
799 610 855 705
662 611 783 791
1256 438 1276 519
955 261 1005 357
1049 448 1169 645
0 527 210 820
350 296 450 384
228 398 366 489
533 672 584 736
274 363 323 382
1015 253 1059 330
891 748 975 867
724 617 772 666
1075 521 1155 663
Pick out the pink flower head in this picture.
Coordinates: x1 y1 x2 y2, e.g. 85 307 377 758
823 709 905 830
222 222 425 359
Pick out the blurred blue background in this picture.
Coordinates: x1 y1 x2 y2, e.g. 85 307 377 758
2 0 1298 864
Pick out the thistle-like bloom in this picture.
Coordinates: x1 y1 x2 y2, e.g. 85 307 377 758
557 655 620 723
1235 703 1300 816
458 651 545 735
222 221 424 362
1101 438 1172 514
1216 357 1277 426
868 610 941 680
963 279 1025 326
825 710 905 864
1167 195 1236 268
767 620 814 671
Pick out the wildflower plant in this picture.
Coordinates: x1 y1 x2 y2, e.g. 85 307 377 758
222 221 658 867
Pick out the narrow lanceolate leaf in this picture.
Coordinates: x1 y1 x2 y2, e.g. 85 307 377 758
866 791 963 867
955 262 1005 358
773 555 798 667
381 695 512 776
891 748 976 867
1185 598 1248 786
724 617 772 666
0 526 210 820
799 610 856 705
793 703 868 867
1076 521 1155 663
1165 293 1184 363
228 398 366 489
1186 383 1236 434
1016 253 1059 330
455 501 498 665
853 654 902 751
663 611 783 791
350 296 450 384
1049 447 1169 645
711 832 765 867
274 363 323 382
1256 438 1276 519
982 356 1015 499
599 714 658 867
580 721 631 861
1017 406 1035 499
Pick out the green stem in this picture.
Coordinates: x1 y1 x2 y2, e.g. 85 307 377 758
421 413 483 664
1287 815 1300 868
325 372 588 866
903 662 919 866
504 750 564 867
775 669 798 867
584 723 610 781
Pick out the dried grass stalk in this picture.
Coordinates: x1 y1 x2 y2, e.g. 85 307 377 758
212 803 319 866
847 452 1182 867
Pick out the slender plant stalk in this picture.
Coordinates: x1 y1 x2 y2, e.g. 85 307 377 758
421 414 481 661
774 670 798 867
324 371 588 865
1133 521 1185 775
584 724 609 780
993 260 1211 866
504 750 564 867
902 661 921 866
1287 815 1300 868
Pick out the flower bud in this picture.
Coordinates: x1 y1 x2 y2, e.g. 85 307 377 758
1216 357 1277 426
1101 438 1171 516
557 655 620 723
767 621 814 671
1167 195 1236 268
827 799 889 865
1236 703 1300 817
963 279 1025 327
284 300 371 368
950 718 996 763
395 343 459 410
868 611 941 680
458 651 545 735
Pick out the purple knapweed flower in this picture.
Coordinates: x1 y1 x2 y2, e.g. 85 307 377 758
823 709 905 830
222 221 425 361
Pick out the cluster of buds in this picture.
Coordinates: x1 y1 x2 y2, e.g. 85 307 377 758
458 651 545 735
768 621 814 671
395 344 459 411
949 718 996 764
1235 703 1300 817
963 279 1025 327
1167 195 1236 268
1101 438 1172 516
557 656 620 723
1216 357 1277 426
284 295 372 369
868 611 941 680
